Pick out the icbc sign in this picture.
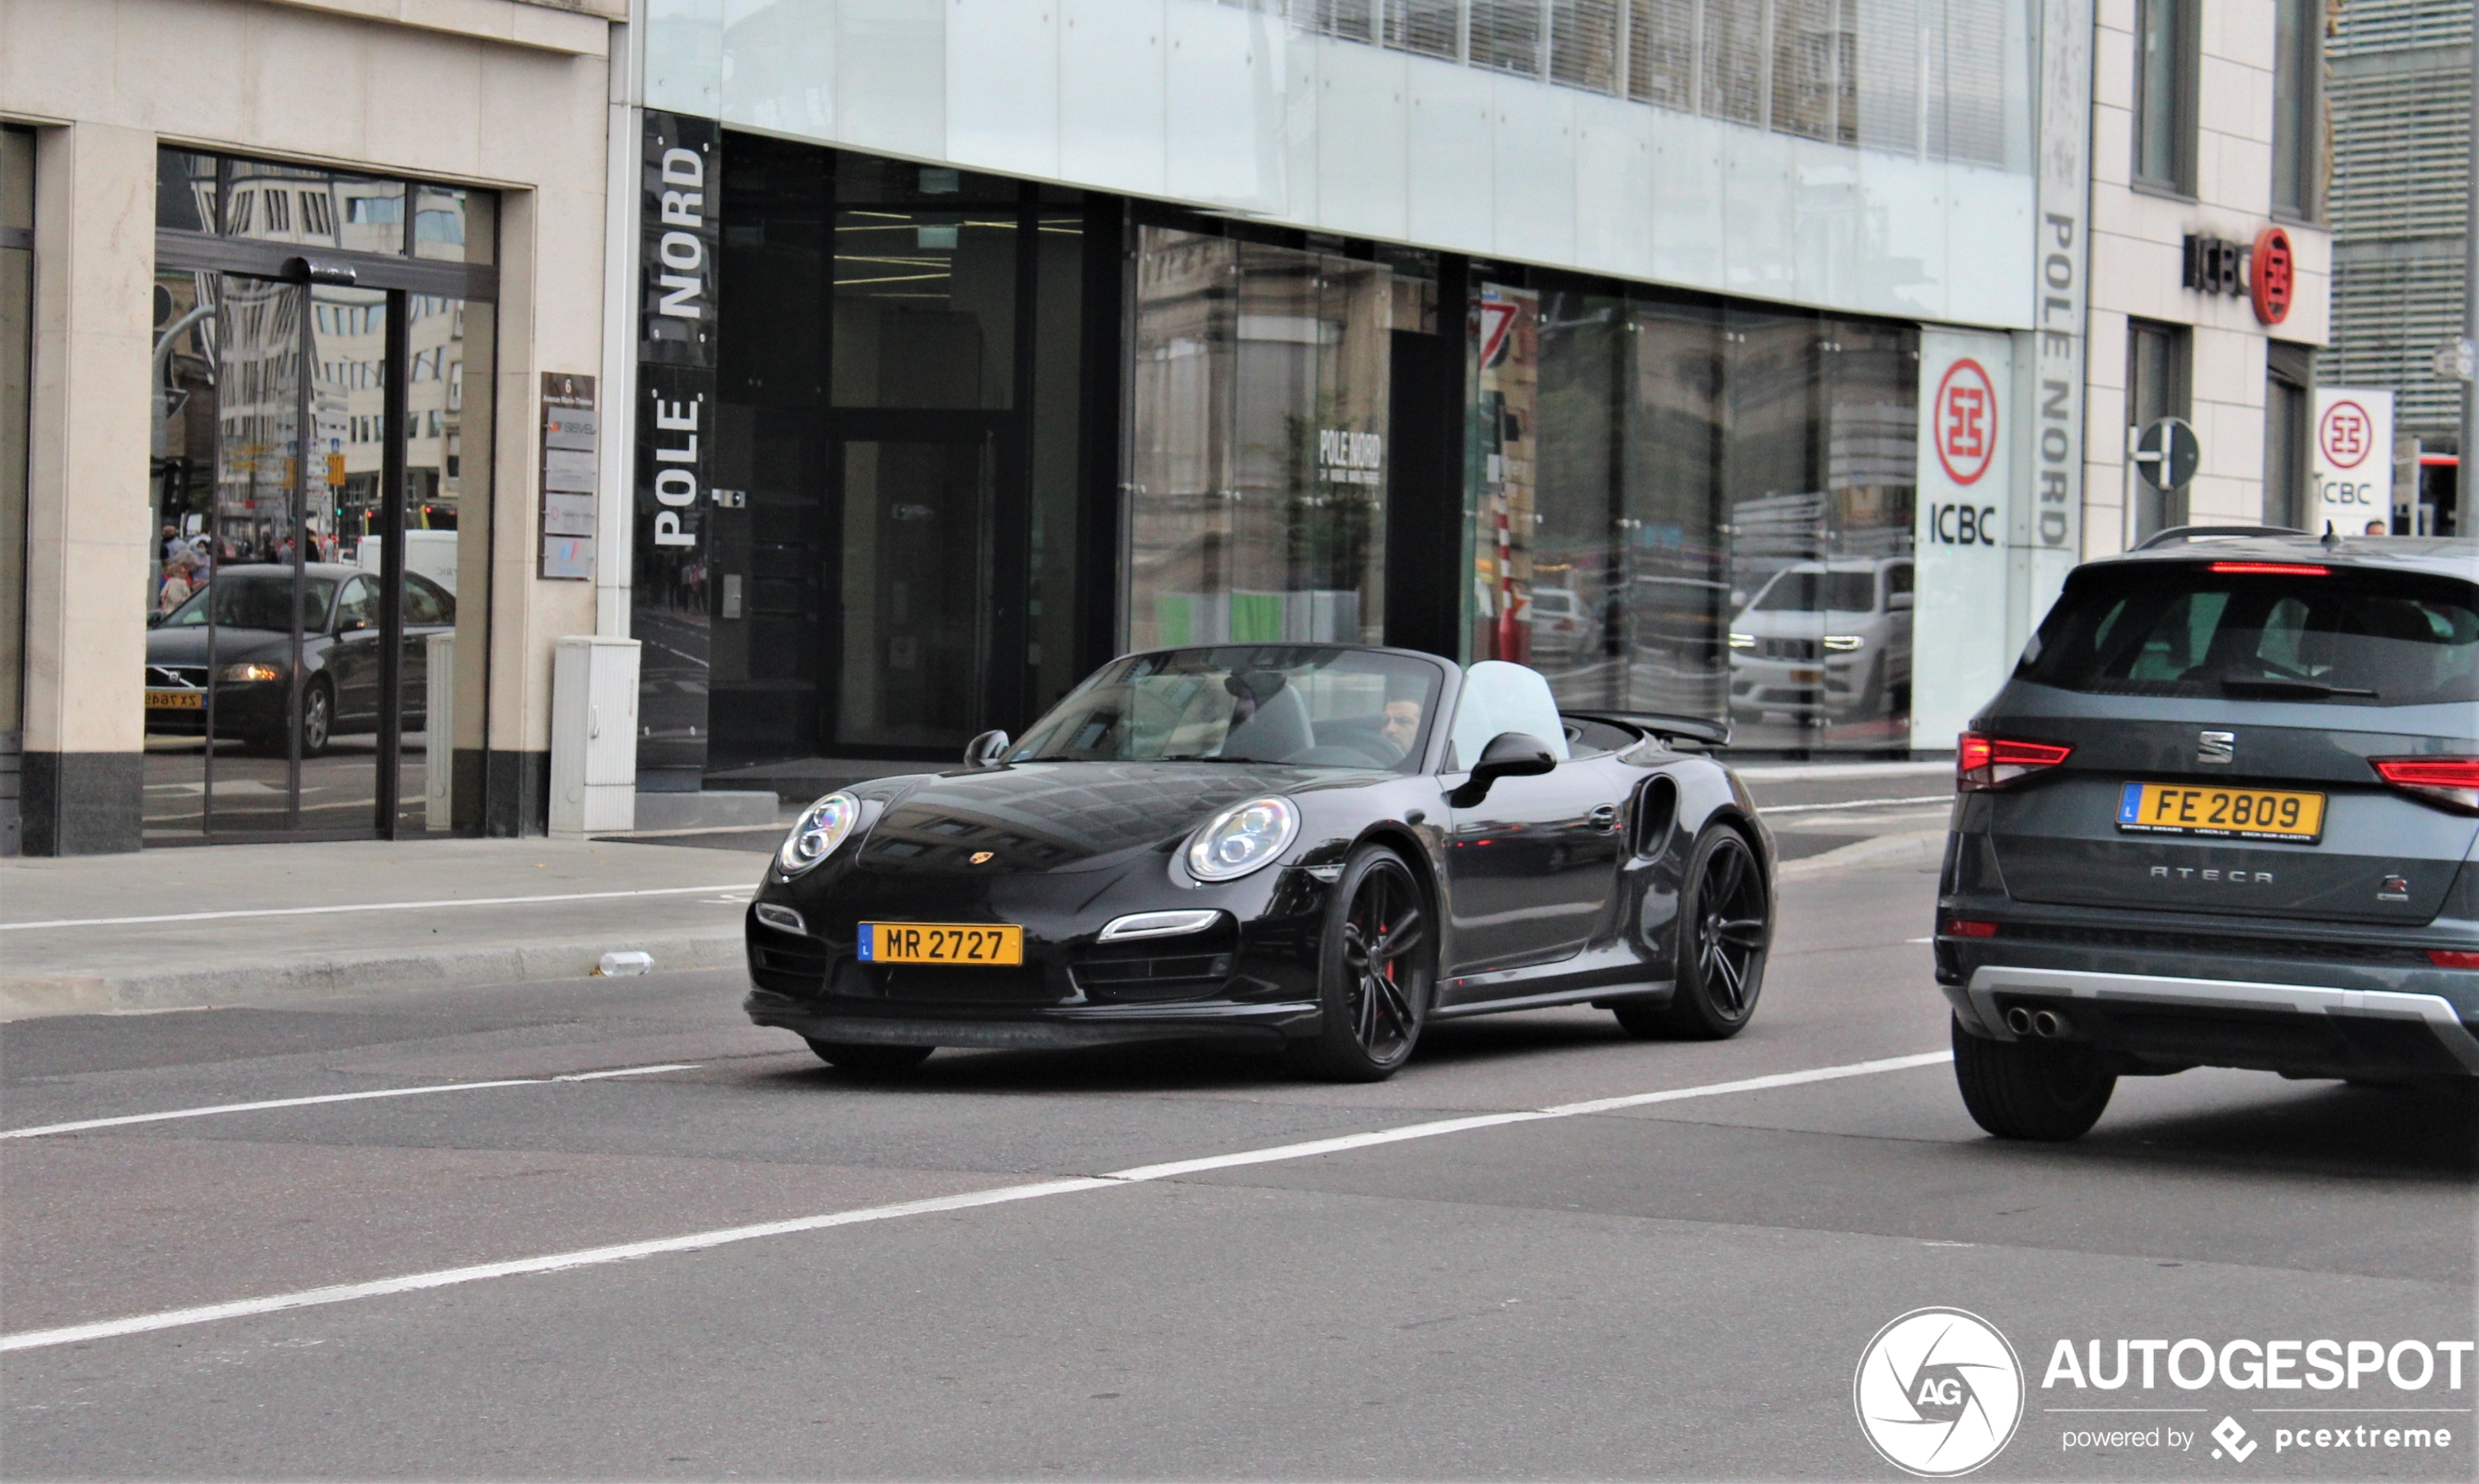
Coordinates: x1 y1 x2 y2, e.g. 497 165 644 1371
2319 398 2373 469
2252 225 2294 325
1933 357 1997 486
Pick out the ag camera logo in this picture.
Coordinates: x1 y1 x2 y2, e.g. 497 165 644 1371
1855 1307 2025 1476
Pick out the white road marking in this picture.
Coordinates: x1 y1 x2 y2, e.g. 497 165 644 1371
0 1063 702 1141
1760 795 1951 815
0 886 756 933
0 1050 1951 1353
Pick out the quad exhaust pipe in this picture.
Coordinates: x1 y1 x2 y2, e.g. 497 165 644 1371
2004 1006 2073 1040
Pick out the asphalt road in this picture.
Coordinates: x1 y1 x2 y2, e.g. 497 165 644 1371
4 849 2472 1480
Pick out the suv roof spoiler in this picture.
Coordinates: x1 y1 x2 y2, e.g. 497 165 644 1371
1564 709 1733 749
2132 524 2309 550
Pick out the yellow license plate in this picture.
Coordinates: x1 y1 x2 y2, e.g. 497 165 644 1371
1788 666 1822 683
2117 782 2326 843
859 922 1024 966
146 690 204 709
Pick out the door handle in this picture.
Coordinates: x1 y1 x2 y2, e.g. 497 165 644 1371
1588 804 1620 831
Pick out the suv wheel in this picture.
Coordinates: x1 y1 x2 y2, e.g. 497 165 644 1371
1951 1015 2116 1141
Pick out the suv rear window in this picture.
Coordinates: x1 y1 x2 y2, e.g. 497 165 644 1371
2019 565 2478 705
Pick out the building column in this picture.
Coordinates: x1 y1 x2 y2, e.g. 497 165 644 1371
20 121 152 855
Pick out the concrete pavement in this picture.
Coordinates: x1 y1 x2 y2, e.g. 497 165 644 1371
3 858 2467 1479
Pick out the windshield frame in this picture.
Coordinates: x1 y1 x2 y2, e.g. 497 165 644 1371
1007 646 1454 774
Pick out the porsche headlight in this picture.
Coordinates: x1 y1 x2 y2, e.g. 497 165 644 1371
777 791 862 875
1185 796 1299 883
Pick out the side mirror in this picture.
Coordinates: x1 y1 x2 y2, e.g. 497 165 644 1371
146 611 164 627
1888 591 1914 612
962 729 1011 769
1447 731 1557 807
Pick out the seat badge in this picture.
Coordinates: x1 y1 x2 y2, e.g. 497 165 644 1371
2378 874 2411 902
2197 730 2235 765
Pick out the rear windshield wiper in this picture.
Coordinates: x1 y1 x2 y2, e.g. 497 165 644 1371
2218 676 2379 700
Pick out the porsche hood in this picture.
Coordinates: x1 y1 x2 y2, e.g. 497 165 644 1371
850 760 1361 875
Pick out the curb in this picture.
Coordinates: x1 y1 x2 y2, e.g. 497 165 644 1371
0 932 748 1021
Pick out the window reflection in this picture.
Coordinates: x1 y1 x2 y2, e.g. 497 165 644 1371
1128 227 1390 652
1723 313 1918 750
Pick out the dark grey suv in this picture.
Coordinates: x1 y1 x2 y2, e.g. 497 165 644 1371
1934 531 2479 1140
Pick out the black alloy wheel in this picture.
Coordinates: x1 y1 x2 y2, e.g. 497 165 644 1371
1950 1017 2117 1141
804 1038 935 1074
1615 824 1768 1040
1291 845 1433 1082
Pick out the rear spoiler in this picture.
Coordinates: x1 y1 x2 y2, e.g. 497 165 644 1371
2132 524 2308 550
1563 709 1732 749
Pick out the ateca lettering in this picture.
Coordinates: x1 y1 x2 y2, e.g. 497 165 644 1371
655 147 705 320
649 392 701 547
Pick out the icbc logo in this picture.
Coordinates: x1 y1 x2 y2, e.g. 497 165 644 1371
2320 399 2373 469
1933 359 1996 486
2252 225 2294 325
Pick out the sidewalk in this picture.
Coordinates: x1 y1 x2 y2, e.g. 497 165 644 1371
0 835 770 1020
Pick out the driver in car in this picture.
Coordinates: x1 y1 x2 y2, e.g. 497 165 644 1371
1380 692 1424 756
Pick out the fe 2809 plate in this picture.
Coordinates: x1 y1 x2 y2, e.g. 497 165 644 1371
2115 781 2326 843
858 922 1024 966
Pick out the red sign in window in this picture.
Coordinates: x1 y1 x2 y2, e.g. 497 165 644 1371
2251 225 2294 325
1933 357 1997 486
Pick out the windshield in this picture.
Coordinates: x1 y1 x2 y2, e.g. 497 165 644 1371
161 572 340 632
2019 566 2478 705
1009 647 1445 772
1753 570 1878 614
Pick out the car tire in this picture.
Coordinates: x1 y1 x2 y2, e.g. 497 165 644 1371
1615 824 1768 1040
804 1038 934 1073
1288 844 1433 1083
246 676 334 759
1950 1016 2116 1141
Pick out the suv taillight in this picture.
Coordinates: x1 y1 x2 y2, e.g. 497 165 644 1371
2370 756 2479 815
1958 733 2074 791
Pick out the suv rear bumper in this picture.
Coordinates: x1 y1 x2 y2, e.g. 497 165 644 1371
1945 965 2479 1077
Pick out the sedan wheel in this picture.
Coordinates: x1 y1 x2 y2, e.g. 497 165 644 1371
298 679 334 758
1290 845 1432 1082
1614 825 1768 1040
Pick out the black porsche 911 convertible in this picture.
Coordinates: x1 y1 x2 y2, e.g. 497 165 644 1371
743 644 1775 1081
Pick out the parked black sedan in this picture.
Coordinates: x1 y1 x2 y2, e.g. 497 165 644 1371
144 563 456 755
745 644 1774 1080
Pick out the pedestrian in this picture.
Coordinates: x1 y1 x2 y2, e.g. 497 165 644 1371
158 558 193 615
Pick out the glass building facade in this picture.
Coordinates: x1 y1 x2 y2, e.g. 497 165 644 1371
617 0 2069 782
671 131 1936 775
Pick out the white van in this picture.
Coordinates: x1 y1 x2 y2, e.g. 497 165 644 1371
354 531 460 595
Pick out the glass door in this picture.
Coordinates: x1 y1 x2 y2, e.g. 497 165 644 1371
829 433 995 753
146 273 393 836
